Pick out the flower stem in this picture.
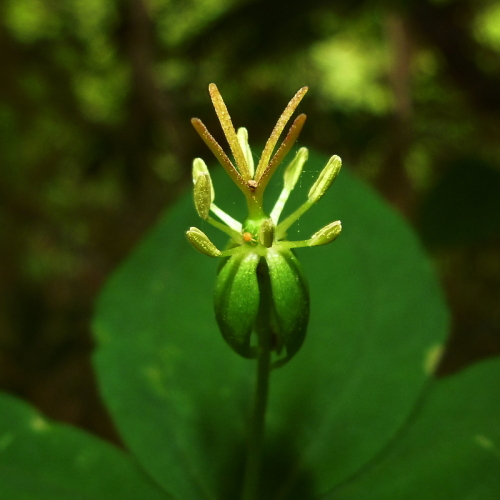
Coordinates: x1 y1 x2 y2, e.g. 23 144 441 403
241 260 273 500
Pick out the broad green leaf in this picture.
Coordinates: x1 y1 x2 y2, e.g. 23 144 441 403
93 151 449 499
0 392 168 499
330 358 500 499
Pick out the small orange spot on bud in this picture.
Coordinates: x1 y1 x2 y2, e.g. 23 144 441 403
243 232 253 242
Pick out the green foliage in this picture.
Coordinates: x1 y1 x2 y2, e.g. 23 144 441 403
2 0 500 495
0 151 498 498
331 358 500 499
0 392 166 500
310 16 392 114
2 0 500 403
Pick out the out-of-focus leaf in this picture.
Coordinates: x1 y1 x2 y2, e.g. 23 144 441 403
330 358 500 499
0 392 168 500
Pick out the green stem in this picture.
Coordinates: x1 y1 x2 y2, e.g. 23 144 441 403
241 261 273 500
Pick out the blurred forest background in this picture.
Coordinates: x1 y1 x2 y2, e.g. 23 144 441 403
1 0 500 444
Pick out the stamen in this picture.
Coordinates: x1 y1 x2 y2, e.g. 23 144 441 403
207 216 242 241
194 173 212 220
211 204 243 232
186 227 222 257
276 155 341 239
308 155 342 203
255 86 308 181
276 199 313 240
280 221 342 248
208 84 250 180
192 158 215 202
270 147 308 224
309 221 342 246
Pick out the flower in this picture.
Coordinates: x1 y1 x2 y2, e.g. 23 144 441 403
187 84 342 367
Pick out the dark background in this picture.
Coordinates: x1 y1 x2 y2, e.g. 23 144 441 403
1 0 499 444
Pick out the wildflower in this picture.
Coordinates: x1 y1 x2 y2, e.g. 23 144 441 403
188 84 342 367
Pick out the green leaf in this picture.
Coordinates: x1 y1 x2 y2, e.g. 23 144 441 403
0 392 168 500
92 150 449 499
330 358 500 499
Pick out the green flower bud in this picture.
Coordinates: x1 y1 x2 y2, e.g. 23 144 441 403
186 227 222 257
309 220 342 246
194 173 212 220
266 248 309 366
308 155 342 203
214 251 260 358
213 246 309 366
